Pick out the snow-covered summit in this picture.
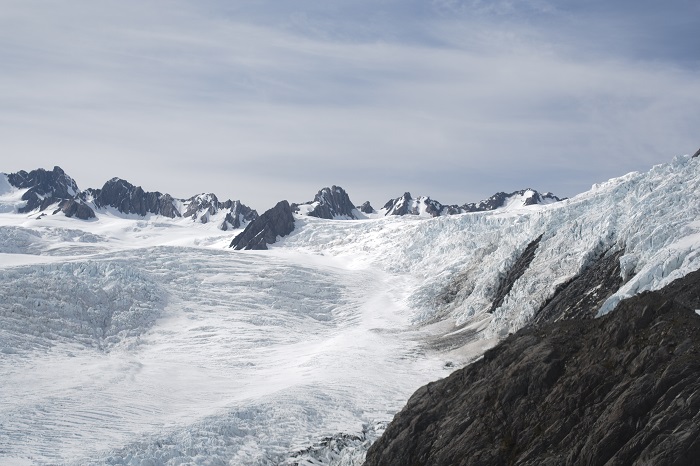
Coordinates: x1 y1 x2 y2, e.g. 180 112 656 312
461 189 562 212
380 189 562 217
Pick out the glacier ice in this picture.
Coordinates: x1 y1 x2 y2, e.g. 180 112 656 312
1 154 699 464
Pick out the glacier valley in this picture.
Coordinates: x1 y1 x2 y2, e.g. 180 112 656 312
1 154 700 465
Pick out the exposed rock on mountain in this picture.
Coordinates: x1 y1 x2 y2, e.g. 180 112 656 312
182 194 257 230
57 199 97 220
292 186 360 219
533 248 626 325
3 167 258 229
464 189 562 212
365 268 700 466
489 234 543 314
5 166 95 219
358 201 375 214
381 189 562 217
230 200 295 250
382 192 444 217
88 178 181 218
83 178 257 229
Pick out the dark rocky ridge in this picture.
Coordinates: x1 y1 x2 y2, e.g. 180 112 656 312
533 248 626 325
230 200 295 250
6 166 95 219
292 186 359 219
489 235 543 314
87 178 180 218
382 189 562 217
83 177 257 229
365 268 700 466
4 167 257 227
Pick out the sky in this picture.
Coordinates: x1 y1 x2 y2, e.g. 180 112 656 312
1 0 699 211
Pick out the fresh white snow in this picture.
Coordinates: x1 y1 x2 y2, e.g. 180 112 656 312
1 154 699 464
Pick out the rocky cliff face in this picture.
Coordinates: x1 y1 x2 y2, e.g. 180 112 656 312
230 200 295 250
365 268 700 466
292 186 359 219
6 166 95 219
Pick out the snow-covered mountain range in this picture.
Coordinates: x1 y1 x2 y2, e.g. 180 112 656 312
1 166 258 230
380 189 562 217
1 152 699 465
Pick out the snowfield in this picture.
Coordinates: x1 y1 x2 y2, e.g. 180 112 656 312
1 154 699 464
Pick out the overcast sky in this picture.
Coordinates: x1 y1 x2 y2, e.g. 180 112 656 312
1 0 699 210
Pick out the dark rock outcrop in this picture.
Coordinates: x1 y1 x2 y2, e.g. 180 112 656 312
89 178 180 218
358 201 375 214
489 234 543 313
292 186 359 219
230 200 295 250
6 166 95 219
533 248 626 325
365 269 700 466
693 147 700 158
57 199 97 220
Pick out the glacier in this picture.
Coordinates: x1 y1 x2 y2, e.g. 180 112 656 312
0 154 699 464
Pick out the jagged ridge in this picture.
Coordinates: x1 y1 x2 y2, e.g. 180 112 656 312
2 167 257 230
381 189 562 217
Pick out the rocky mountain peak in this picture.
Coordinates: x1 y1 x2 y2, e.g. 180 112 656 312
292 185 359 219
91 177 180 218
358 201 376 214
5 166 95 219
230 200 295 250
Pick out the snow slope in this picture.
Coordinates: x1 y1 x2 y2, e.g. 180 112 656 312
1 154 699 464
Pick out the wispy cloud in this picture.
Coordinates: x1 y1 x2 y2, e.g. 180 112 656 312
1 0 698 208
